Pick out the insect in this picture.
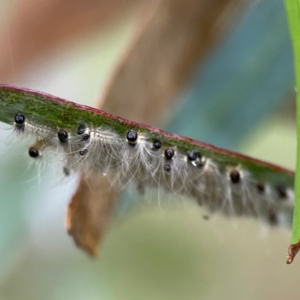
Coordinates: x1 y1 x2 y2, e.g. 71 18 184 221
0 84 294 229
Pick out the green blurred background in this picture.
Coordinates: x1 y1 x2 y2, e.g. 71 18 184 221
0 0 298 299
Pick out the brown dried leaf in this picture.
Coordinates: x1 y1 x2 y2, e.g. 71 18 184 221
68 0 247 256
66 174 118 257
101 0 246 124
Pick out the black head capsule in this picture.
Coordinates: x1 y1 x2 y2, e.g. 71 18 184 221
153 140 162 150
187 150 203 166
164 164 171 172
14 112 25 125
79 148 88 156
28 147 39 158
230 169 240 184
256 182 265 194
277 185 287 199
58 129 68 143
127 129 138 145
187 150 198 161
82 134 90 142
77 124 85 135
164 147 175 160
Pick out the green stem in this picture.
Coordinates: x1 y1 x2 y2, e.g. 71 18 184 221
0 84 294 187
285 0 300 243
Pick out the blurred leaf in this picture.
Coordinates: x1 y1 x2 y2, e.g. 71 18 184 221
101 0 247 124
167 0 294 150
0 0 137 82
71 0 248 256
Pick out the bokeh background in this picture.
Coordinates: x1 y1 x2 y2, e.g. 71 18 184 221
0 0 298 299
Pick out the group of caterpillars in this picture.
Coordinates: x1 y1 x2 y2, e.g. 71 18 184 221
13 111 294 228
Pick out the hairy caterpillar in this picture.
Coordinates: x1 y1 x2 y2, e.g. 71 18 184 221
0 85 294 228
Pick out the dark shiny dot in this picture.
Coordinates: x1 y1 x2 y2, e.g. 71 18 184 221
230 169 240 184
127 130 138 144
187 150 199 161
269 208 278 225
77 124 85 135
79 148 88 156
188 150 204 167
82 134 90 142
14 113 25 125
164 147 174 160
153 140 162 150
256 182 265 193
58 129 68 143
164 164 171 172
28 147 39 158
277 185 287 199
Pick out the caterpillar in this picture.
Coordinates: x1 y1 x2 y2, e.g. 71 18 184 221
0 84 294 229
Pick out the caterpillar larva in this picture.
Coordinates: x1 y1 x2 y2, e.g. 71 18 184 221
0 85 294 228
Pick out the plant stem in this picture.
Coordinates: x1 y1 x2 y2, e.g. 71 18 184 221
285 0 300 243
